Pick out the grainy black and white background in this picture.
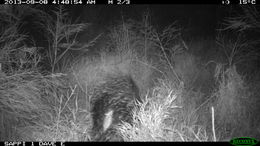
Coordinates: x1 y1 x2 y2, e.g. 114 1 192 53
0 4 259 142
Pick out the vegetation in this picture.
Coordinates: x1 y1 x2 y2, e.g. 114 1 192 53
0 5 259 141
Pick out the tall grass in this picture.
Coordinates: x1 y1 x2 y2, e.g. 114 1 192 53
36 6 101 73
0 6 93 141
1 5 259 141
212 6 260 139
0 6 41 74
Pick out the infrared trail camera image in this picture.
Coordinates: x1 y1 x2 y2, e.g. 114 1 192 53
0 5 260 142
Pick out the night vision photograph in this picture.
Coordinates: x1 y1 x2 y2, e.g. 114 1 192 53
0 5 259 142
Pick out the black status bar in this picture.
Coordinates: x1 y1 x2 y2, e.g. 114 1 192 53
1 0 252 5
